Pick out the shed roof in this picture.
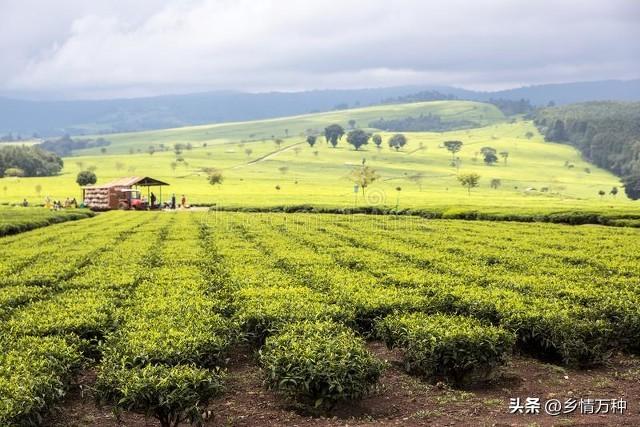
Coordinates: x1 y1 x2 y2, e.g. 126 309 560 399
87 176 169 189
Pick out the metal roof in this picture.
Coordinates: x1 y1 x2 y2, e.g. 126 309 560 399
86 176 169 189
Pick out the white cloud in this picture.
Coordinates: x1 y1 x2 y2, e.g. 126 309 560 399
1 0 638 98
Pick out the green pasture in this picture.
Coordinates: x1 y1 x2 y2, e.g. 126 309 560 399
0 101 636 216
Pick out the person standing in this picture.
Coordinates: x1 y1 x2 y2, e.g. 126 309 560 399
181 194 186 208
150 192 156 208
171 193 176 209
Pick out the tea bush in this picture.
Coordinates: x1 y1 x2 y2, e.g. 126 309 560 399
260 321 385 409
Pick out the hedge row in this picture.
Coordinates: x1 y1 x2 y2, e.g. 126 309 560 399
96 216 231 427
0 207 95 237
206 204 640 227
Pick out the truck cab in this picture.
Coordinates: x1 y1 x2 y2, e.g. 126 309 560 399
118 189 146 210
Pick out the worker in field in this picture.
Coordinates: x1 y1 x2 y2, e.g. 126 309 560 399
181 194 187 208
171 193 176 209
150 192 157 208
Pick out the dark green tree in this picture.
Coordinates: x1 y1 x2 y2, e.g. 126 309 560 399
388 134 408 151
306 135 317 147
346 129 370 151
443 140 463 162
324 124 345 148
76 170 97 186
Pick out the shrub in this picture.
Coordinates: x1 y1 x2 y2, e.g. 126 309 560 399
0 335 82 425
260 321 385 409
377 313 514 384
96 362 224 427
233 286 353 343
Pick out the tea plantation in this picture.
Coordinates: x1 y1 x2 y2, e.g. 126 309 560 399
1 211 640 425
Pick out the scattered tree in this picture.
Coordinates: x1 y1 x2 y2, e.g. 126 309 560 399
484 151 499 165
115 161 125 171
490 178 502 189
372 134 382 148
278 166 289 175
324 124 345 148
274 139 283 149
349 165 379 198
443 140 463 163
408 172 425 191
76 170 97 186
458 173 480 195
100 147 107 154
208 170 224 186
598 190 606 199
348 119 356 129
306 135 317 147
525 131 534 139
388 134 408 151
244 148 253 157
499 151 509 165
610 186 619 197
346 129 370 151
170 162 178 173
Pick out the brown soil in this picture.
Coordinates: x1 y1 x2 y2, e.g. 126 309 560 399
46 343 640 427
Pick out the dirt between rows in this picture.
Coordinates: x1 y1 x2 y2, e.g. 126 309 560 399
46 342 640 427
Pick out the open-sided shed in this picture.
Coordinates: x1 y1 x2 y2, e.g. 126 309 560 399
83 176 169 210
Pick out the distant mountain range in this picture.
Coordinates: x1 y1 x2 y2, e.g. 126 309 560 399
1 79 638 137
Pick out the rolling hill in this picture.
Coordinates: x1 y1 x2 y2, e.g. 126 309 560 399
1 79 639 136
2 100 636 218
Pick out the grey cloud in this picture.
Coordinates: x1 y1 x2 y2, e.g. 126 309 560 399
1 0 638 99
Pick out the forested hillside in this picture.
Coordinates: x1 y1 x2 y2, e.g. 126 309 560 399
535 102 640 199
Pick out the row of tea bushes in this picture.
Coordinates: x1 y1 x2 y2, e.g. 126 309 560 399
0 206 94 237
96 215 231 427
0 213 167 424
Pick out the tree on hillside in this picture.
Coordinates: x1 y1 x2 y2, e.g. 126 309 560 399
490 178 501 189
346 129 370 151
408 172 425 191
610 186 618 197
388 134 408 151
480 146 496 156
76 170 97 186
348 119 356 129
499 151 509 165
0 145 63 177
349 164 379 198
458 173 480 195
623 175 640 200
274 139 283 149
525 131 534 139
208 170 224 186
443 140 463 163
598 190 606 199
372 134 382 149
244 148 253 157
484 151 498 165
306 135 317 147
324 124 345 148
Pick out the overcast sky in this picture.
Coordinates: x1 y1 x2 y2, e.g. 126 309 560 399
1 0 639 99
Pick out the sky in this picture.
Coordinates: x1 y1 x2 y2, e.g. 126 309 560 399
1 0 639 100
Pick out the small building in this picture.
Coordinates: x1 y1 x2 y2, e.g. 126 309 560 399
82 176 169 210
